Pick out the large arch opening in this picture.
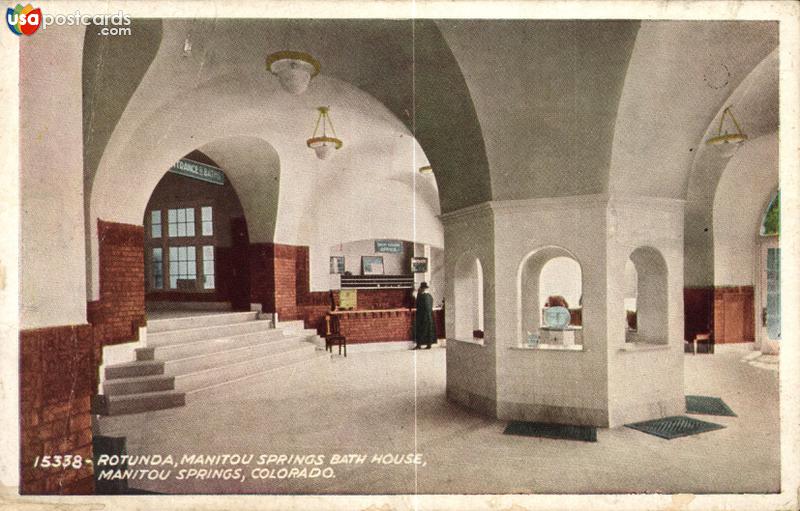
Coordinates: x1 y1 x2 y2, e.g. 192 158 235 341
143 150 251 315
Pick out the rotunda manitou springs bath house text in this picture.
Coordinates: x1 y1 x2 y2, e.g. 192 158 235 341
12 15 785 497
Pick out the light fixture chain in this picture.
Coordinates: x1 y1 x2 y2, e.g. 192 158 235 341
326 111 338 138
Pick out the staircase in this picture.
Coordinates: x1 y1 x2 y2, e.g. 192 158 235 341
96 312 328 416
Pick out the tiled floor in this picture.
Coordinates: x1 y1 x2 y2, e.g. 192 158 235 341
97 343 779 495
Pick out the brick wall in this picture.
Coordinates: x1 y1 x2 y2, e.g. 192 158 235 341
335 310 414 343
714 286 755 344
684 286 755 344
249 242 276 312
342 288 413 310
20 325 95 494
684 287 714 342
88 220 146 345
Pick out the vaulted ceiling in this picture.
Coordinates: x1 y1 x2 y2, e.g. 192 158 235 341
83 18 779 230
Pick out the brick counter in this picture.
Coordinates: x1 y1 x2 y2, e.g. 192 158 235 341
331 308 444 344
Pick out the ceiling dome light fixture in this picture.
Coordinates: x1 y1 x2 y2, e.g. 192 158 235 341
418 165 433 175
266 50 320 95
307 106 343 160
706 105 748 158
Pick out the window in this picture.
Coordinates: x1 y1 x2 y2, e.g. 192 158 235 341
152 248 163 288
168 207 195 237
169 246 196 288
147 205 216 292
766 247 781 340
330 256 345 274
201 206 213 236
203 245 215 289
760 191 779 237
151 210 162 238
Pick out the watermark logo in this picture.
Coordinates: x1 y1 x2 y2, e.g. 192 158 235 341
6 3 41 36
6 4 131 36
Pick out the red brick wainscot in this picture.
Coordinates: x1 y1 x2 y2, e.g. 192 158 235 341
88 220 146 346
20 325 95 494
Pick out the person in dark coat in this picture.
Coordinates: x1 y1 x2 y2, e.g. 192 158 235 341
413 282 436 350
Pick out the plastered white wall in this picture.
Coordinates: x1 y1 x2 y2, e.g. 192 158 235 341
330 239 412 276
713 132 779 286
20 27 87 329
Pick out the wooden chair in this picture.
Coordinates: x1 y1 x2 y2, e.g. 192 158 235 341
325 314 347 357
694 331 715 354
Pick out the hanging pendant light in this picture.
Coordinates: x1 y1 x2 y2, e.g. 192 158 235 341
307 106 343 160
706 106 748 158
266 50 320 95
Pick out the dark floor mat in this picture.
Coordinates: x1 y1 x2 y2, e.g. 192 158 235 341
503 421 597 442
685 395 737 417
625 415 724 439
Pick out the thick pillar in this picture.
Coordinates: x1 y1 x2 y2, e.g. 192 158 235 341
444 195 685 428
18 26 94 494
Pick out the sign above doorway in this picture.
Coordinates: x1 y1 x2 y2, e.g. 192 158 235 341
169 158 225 186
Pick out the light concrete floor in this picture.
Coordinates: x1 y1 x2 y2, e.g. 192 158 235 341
97 344 779 495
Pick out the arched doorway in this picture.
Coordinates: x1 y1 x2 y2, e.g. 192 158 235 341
756 190 780 354
143 150 251 315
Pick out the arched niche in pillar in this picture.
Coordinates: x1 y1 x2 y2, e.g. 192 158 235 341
453 256 484 342
624 259 638 332
517 247 583 346
626 246 668 344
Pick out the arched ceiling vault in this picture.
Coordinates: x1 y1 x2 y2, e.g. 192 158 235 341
439 20 641 201
84 19 489 216
609 21 778 199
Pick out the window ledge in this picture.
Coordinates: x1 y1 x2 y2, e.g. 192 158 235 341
450 337 485 346
619 342 669 352
511 343 584 352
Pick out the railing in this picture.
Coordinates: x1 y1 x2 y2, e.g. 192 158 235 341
340 274 415 289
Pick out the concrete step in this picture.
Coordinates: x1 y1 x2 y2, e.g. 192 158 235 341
161 336 310 375
103 374 175 396
276 320 306 331
105 360 164 380
147 311 259 333
174 344 317 393
136 329 290 361
147 319 274 347
102 390 186 416
186 352 331 401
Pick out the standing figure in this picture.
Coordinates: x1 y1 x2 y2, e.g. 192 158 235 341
413 282 436 350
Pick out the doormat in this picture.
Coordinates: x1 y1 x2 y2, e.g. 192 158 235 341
625 415 724 440
685 395 737 417
503 421 597 442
